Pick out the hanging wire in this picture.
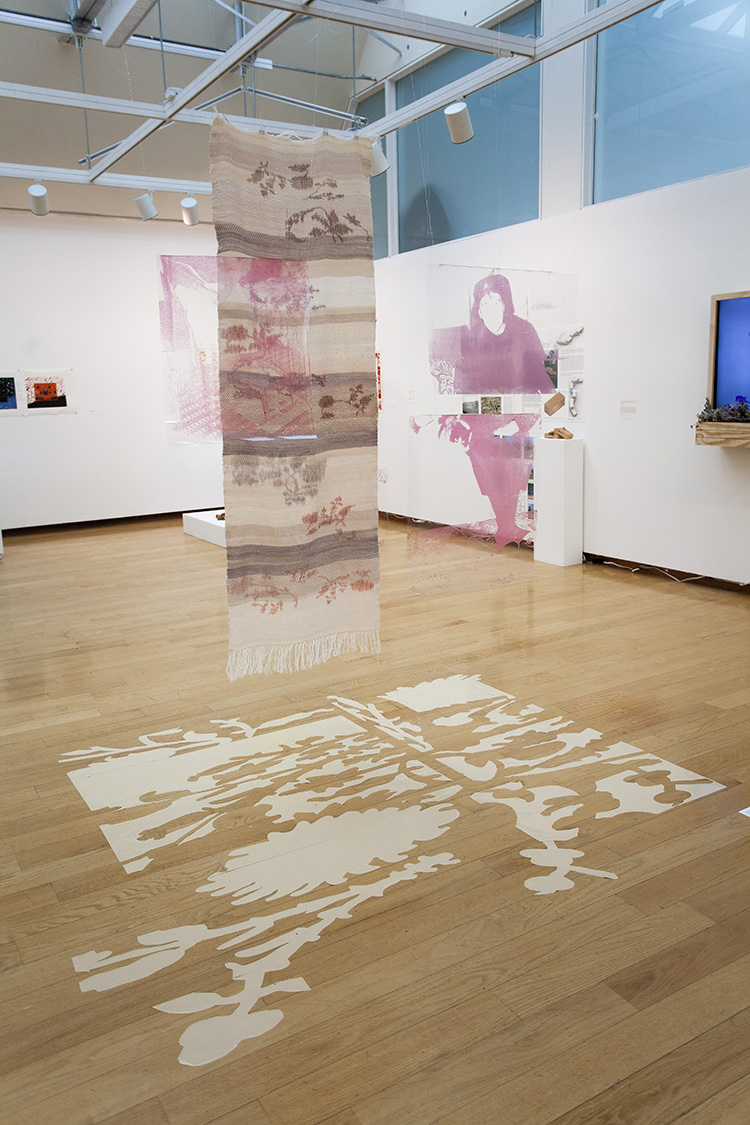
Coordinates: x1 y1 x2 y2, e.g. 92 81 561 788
156 0 167 95
122 46 149 179
352 25 357 125
77 35 92 170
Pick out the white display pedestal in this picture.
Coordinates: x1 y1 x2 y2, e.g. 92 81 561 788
183 509 226 548
533 437 584 566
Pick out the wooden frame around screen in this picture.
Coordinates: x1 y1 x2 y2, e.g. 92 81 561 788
707 289 750 405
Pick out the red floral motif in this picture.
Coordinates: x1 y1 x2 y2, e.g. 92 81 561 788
350 573 375 592
235 567 373 612
301 497 354 537
316 570 374 604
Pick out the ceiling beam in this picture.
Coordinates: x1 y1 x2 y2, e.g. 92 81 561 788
251 1 535 57
0 162 212 195
85 6 305 182
358 0 664 137
100 0 158 48
0 81 170 120
0 81 352 137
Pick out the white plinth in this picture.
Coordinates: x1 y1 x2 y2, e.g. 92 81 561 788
183 509 226 548
533 438 583 566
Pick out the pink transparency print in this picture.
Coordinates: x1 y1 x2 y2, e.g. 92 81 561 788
159 256 220 441
410 413 536 553
217 258 317 441
430 271 555 396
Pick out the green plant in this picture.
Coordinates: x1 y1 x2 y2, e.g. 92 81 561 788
697 396 750 422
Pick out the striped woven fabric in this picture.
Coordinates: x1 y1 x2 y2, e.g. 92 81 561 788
210 118 380 678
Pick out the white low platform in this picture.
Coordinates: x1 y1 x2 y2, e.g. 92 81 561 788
183 509 226 548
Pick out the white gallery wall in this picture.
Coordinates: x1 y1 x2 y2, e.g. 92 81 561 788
0 211 222 529
376 161 750 585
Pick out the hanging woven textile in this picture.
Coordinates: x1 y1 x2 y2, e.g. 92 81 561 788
210 118 380 678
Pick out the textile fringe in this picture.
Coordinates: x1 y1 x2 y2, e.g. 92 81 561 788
227 629 381 680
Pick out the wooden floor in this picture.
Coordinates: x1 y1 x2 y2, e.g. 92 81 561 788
1 514 749 1125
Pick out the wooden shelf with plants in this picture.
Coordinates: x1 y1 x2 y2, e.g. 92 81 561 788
695 422 750 447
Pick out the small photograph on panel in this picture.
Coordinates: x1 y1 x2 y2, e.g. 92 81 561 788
0 375 18 411
24 370 69 409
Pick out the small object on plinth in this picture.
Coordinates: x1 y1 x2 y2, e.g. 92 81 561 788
544 427 574 439
544 392 566 416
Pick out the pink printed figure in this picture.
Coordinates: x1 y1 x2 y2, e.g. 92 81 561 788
437 413 536 550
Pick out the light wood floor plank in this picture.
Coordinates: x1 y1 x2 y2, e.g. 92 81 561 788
673 1072 750 1125
432 951 750 1125
548 1005 750 1124
606 907 750 1010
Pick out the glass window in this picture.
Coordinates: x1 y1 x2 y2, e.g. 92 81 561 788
594 0 750 203
395 4 540 254
358 88 389 259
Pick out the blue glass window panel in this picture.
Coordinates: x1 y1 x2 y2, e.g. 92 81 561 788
358 88 388 259
715 296 750 406
396 5 540 253
594 0 750 204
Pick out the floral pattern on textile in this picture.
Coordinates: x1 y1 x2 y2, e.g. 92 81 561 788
248 160 344 203
286 208 369 247
301 497 355 538
246 157 370 245
229 568 376 612
230 455 325 506
319 384 374 421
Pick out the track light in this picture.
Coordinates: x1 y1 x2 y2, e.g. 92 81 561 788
370 140 389 177
444 101 474 144
28 183 49 216
180 196 200 226
135 192 158 220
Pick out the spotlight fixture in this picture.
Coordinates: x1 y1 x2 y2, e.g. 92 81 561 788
134 192 158 220
180 196 200 226
370 140 389 177
28 183 49 216
444 101 474 144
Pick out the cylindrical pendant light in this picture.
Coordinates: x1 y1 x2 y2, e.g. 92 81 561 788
370 140 389 177
444 101 474 144
180 196 200 225
135 192 158 220
28 183 49 216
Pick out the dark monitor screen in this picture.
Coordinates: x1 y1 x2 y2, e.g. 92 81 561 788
711 292 750 406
